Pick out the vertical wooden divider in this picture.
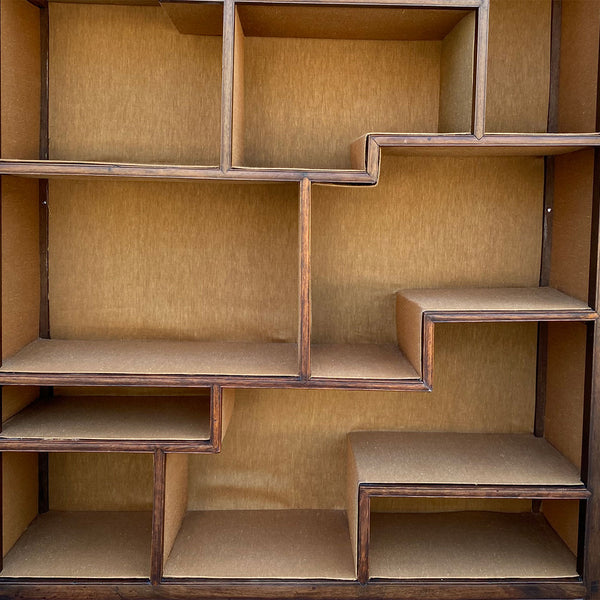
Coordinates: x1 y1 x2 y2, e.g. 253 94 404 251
473 0 489 139
210 384 223 452
357 489 370 584
299 178 311 380
151 449 166 585
221 0 236 172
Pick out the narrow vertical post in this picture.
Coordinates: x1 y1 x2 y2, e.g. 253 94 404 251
151 449 166 585
210 384 223 452
220 0 235 172
357 489 370 584
299 178 311 379
472 0 489 139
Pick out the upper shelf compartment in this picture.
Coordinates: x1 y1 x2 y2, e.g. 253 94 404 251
46 1 223 166
230 3 478 170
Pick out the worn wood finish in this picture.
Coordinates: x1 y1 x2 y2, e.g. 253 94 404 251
299 178 311 379
221 0 235 171
209 385 222 452
151 450 166 585
472 0 488 138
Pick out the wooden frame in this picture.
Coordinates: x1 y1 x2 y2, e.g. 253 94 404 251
0 0 599 597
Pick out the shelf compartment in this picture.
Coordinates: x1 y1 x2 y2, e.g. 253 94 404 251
233 4 477 170
1 452 155 579
396 286 597 378
1 511 152 579
348 431 585 490
163 509 355 580
369 511 578 580
0 387 234 451
0 340 298 379
47 2 223 165
310 344 418 381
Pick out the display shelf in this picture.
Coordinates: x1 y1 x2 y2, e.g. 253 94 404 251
1 511 152 579
396 286 596 379
0 387 234 451
0 339 299 380
348 431 586 490
163 510 355 580
232 4 478 170
369 511 578 580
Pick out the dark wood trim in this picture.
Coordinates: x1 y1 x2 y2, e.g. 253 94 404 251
0 580 586 600
357 488 370 584
26 0 47 7
361 484 590 500
39 180 49 339
235 0 483 6
298 178 311 379
472 0 488 139
0 440 215 453
547 0 562 134
151 449 166 586
209 384 222 452
37 452 49 514
220 0 235 172
0 453 3 572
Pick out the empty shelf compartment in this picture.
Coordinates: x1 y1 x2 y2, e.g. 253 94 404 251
369 510 578 580
163 509 355 580
349 431 585 489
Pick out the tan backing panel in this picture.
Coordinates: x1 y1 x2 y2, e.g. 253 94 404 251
1 511 152 578
2 452 38 557
550 150 594 302
372 497 531 513
486 0 551 133
163 510 355 579
48 180 298 343
558 0 600 133
346 442 359 576
49 4 221 164
2 386 39 422
161 2 223 35
188 322 537 511
164 454 188 561
221 388 235 440
237 5 469 40
231 8 245 166
312 156 543 345
49 453 154 510
438 12 475 133
369 512 576 579
1 176 40 360
0 0 40 159
545 322 586 469
55 387 210 397
243 40 441 169
542 499 580 555
1 396 211 441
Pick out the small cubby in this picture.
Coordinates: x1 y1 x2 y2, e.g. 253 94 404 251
44 2 223 166
0 178 300 379
1 451 154 578
0 386 234 451
232 4 477 170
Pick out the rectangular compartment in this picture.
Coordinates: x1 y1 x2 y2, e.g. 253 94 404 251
485 0 600 133
232 4 477 170
0 178 300 380
0 386 235 451
1 452 154 578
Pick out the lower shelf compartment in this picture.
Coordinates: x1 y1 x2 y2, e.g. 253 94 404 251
369 511 578 580
163 510 356 580
1 511 152 579
310 344 418 380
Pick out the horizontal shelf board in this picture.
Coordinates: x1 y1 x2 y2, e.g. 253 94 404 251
0 395 210 442
373 133 600 156
349 432 583 487
164 510 355 580
369 511 577 579
311 344 418 380
1 511 152 579
398 286 595 317
0 339 299 377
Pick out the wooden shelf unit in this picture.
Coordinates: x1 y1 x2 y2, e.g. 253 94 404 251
1 0 600 599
